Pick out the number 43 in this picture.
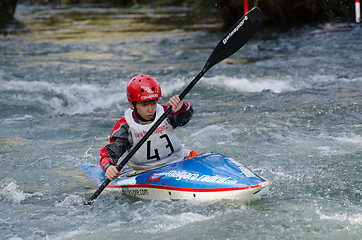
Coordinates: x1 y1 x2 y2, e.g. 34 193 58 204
147 134 174 160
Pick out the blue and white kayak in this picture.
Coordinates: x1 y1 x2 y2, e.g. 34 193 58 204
78 153 269 201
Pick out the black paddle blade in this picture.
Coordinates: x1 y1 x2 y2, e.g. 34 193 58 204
204 7 263 71
84 178 111 205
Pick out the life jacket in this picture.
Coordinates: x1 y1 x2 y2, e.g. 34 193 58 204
125 104 184 170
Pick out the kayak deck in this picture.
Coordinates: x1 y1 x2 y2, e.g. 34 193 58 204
79 153 269 201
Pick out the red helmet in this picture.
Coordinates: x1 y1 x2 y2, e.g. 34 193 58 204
126 74 162 102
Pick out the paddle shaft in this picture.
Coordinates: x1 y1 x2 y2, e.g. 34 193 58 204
84 7 263 205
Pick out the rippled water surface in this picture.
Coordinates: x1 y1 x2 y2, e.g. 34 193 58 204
1 4 361 240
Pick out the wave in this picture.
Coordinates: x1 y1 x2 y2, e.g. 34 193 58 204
333 133 362 144
0 179 46 205
2 73 356 117
3 74 297 117
201 75 300 93
0 180 26 203
317 209 362 226
1 79 126 116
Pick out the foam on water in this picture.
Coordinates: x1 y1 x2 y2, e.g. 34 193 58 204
316 146 348 156
2 115 34 122
317 209 362 226
204 75 299 93
333 133 362 144
56 194 85 207
143 212 211 234
0 72 313 118
49 229 92 240
0 179 46 205
0 180 26 203
158 77 188 97
1 79 125 115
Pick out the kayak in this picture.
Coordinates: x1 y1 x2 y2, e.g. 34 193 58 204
78 152 269 201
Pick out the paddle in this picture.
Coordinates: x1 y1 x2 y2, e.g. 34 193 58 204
84 7 263 205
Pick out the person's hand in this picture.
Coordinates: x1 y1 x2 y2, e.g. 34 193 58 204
105 165 119 181
168 95 183 113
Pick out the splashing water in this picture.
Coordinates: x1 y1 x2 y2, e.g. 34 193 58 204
0 180 26 203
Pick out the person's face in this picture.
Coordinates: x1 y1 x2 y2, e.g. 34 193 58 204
131 100 158 121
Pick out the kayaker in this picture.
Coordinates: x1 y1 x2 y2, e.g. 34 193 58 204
100 74 194 181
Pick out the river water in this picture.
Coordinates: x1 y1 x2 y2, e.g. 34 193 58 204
1 3 361 240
